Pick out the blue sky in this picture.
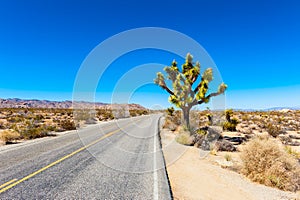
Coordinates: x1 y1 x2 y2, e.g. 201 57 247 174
0 0 299 109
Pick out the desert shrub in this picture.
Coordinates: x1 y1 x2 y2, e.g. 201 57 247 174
97 109 114 120
241 115 249 121
176 132 194 146
107 112 115 120
170 111 182 125
129 110 137 117
167 107 175 116
266 123 283 138
128 109 148 117
163 118 177 131
20 126 48 139
7 116 23 123
223 120 238 131
279 135 293 145
0 130 20 144
67 111 72 116
45 125 57 132
74 109 93 121
206 114 213 126
240 136 300 192
8 123 19 132
0 121 4 129
223 109 239 131
141 110 149 115
136 110 148 116
103 112 114 120
34 114 44 121
225 109 233 122
196 129 207 136
59 120 76 131
163 111 182 131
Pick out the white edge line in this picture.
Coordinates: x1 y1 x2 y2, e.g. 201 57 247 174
153 118 159 200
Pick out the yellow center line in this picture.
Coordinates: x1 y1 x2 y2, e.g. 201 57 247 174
0 119 141 194
0 179 17 189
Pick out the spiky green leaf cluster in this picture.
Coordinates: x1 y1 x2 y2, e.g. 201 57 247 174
168 95 181 107
196 80 208 100
164 60 179 82
218 83 227 94
154 72 166 87
202 68 213 82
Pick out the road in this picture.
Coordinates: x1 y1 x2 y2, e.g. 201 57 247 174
0 114 172 199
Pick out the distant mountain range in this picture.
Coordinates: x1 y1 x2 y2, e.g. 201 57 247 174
0 98 146 110
234 107 300 111
262 107 300 111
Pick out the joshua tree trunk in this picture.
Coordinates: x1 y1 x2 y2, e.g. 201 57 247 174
182 107 191 129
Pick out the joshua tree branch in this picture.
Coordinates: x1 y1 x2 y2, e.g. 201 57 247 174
197 92 221 104
160 84 175 96
193 78 203 93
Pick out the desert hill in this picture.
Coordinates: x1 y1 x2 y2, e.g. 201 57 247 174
0 98 146 110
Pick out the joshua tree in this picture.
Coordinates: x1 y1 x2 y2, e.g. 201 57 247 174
154 53 227 129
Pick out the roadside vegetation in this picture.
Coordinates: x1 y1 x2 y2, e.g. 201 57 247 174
0 108 149 144
241 136 300 192
162 108 300 192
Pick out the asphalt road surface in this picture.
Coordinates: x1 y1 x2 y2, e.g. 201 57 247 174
0 114 172 199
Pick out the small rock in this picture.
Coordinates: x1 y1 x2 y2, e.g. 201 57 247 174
216 160 233 168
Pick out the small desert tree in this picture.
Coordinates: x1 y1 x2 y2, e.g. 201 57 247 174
154 53 227 130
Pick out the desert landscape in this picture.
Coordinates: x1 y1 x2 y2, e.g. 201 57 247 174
1 1 300 199
1 100 300 199
0 98 149 145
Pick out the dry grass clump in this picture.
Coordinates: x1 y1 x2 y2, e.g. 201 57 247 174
285 146 300 159
224 153 232 161
241 136 300 192
176 131 194 146
0 130 20 144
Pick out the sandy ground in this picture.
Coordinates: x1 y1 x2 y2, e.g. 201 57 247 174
160 129 300 200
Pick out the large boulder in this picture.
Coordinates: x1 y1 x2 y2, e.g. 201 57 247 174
197 126 222 150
